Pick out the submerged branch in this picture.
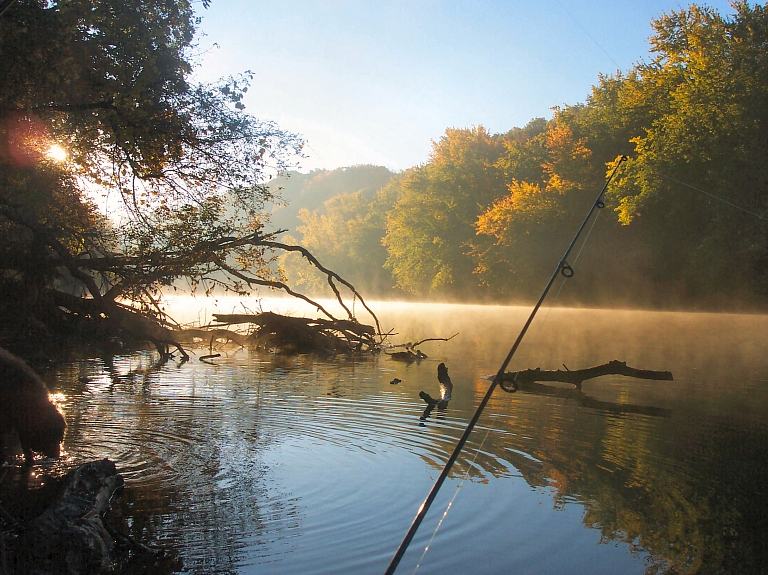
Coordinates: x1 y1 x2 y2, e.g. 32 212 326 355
212 311 378 354
385 333 459 362
502 360 674 389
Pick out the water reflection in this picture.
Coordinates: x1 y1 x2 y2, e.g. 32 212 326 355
513 378 671 418
21 304 768 574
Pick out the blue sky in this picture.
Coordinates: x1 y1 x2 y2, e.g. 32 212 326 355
193 1 736 172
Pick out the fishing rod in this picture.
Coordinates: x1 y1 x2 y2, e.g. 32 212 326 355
0 0 16 17
383 154 628 575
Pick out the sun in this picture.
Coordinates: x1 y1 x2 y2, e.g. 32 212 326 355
46 144 67 162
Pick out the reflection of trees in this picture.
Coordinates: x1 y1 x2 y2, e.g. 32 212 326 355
440 381 767 574
45 346 768 574
50 350 303 575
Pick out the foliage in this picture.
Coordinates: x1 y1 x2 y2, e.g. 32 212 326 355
266 165 394 235
271 165 397 297
289 189 396 295
383 126 508 296
278 2 768 310
604 2 768 300
4 0 768 359
467 2 768 307
0 0 383 357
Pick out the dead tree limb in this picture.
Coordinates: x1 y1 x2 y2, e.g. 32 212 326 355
212 311 377 354
385 333 459 362
260 240 382 337
388 333 459 351
502 360 673 388
210 254 342 322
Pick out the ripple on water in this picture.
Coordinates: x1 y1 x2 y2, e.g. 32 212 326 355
50 342 705 575
57 350 510 573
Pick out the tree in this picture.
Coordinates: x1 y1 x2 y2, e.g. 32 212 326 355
472 3 768 308
0 0 375 358
383 126 509 297
267 165 394 235
282 185 398 297
472 117 605 299
605 2 768 302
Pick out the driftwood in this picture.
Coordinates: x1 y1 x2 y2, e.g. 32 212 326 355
419 363 454 420
212 312 378 354
386 333 458 363
502 360 673 389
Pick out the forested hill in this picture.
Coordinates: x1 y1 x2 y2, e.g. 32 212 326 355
281 3 768 312
266 165 394 237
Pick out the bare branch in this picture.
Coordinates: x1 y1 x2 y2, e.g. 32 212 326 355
261 240 383 337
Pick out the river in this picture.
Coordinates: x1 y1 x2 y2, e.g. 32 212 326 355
18 299 768 574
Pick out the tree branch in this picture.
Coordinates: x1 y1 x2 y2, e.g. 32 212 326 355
502 360 674 388
261 239 382 337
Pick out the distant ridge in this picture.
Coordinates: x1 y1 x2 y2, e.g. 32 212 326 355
266 165 394 237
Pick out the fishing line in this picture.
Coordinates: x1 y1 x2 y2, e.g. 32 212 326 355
529 206 604 345
0 0 16 17
551 0 767 226
552 0 622 70
651 169 768 222
550 0 766 226
411 425 494 575
409 213 604 568
383 156 627 575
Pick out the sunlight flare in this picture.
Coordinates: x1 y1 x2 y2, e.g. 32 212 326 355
46 144 67 162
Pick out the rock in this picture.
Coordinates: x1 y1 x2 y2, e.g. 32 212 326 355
22 459 124 574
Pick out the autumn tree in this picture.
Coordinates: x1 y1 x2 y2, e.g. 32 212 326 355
607 2 768 302
472 117 610 299
383 126 509 297
473 3 768 308
280 177 399 296
267 165 394 235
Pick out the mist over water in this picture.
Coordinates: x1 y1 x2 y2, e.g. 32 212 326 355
22 300 768 574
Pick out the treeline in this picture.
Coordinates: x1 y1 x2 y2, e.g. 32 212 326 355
278 2 768 311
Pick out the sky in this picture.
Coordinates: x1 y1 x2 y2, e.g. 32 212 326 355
193 0 736 173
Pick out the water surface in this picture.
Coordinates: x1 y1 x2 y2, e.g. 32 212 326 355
30 303 768 573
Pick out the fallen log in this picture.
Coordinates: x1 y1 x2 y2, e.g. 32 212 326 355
502 360 673 388
213 312 378 354
214 313 375 336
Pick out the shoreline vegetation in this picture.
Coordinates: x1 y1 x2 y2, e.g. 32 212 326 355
2 2 768 363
